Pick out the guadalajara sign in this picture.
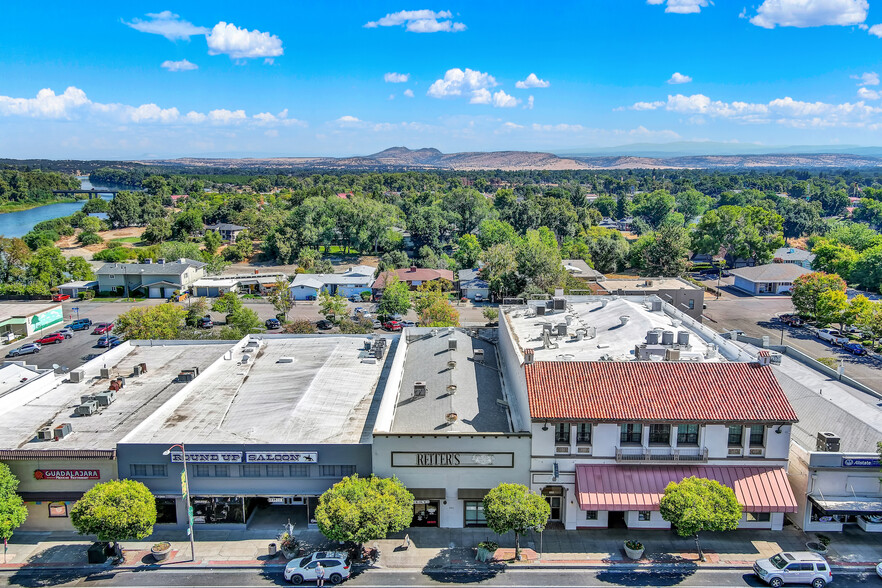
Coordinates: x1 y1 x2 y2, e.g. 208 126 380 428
34 469 100 480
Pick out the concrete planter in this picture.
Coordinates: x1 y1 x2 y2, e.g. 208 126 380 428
151 542 172 562
806 541 828 554
624 542 645 560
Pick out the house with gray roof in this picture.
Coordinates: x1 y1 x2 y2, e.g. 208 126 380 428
204 222 247 242
457 268 489 301
773 246 816 269
96 258 207 298
730 263 814 295
289 265 376 300
561 259 604 282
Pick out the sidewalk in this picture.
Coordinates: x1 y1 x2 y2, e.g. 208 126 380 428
2 525 880 575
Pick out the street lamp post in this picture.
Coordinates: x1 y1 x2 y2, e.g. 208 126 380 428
162 443 196 562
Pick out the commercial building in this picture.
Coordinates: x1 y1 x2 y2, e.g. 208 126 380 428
0 341 231 530
373 328 530 528
497 295 798 530
730 264 814 295
118 334 393 530
598 278 704 321
0 302 64 340
96 258 206 298
289 265 376 301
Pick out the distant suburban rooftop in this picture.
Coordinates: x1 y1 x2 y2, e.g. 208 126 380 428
57 280 98 289
502 297 749 363
389 328 509 434
373 267 454 288
205 222 246 231
458 268 489 289
600 277 699 292
729 263 813 282
773 247 815 262
124 335 391 446
0 302 61 321
96 258 206 275
526 361 797 423
562 259 604 280
291 271 374 289
0 342 234 452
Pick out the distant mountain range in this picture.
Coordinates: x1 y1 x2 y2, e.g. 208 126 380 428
136 146 882 171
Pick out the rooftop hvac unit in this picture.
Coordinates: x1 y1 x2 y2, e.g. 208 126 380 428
178 371 195 383
650 300 663 312
473 349 485 361
448 338 458 351
375 345 385 360
557 323 567 337
661 331 675 346
536 305 546 316
553 298 566 310
413 381 427 398
139 362 147 373
76 401 98 416
94 390 116 406
69 370 85 383
817 432 841 452
664 348 681 362
53 423 72 439
80 395 96 405
132 364 142 376
677 331 690 346
37 427 54 441
99 368 111 379
646 331 660 345
191 366 200 376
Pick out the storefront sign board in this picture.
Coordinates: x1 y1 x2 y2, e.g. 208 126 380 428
842 457 882 468
391 452 514 467
34 469 99 480
170 451 242 463
245 452 318 463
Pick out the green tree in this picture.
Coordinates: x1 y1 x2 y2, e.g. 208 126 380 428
811 238 859 282
0 463 27 542
114 304 187 339
315 475 413 546
0 237 30 283
517 228 565 293
482 483 550 561
659 477 742 562
142 217 172 244
632 189 675 230
108 191 140 228
203 230 222 255
318 291 347 323
693 205 784 266
66 256 95 281
455 234 482 269
70 480 157 547
585 227 629 274
476 219 518 249
212 291 243 315
791 272 847 320
26 246 67 287
675 189 712 225
815 289 848 328
296 248 321 270
418 292 459 327
378 276 412 317
480 242 523 300
283 319 317 334
483 307 499 324
780 199 823 239
78 216 102 234
220 307 263 338
852 244 882 291
269 279 293 321
638 224 691 276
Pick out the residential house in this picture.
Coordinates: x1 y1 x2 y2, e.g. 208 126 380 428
373 266 455 293
457 268 490 301
55 281 98 299
773 247 815 270
96 258 206 298
192 273 286 298
289 265 376 301
730 264 814 295
204 222 247 242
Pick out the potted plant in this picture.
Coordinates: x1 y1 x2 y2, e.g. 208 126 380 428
475 540 498 562
151 541 172 562
624 539 644 560
806 535 830 554
279 532 298 559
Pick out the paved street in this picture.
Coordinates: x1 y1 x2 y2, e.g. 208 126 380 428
2 567 880 587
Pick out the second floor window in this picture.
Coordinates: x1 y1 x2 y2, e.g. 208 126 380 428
749 425 765 446
576 423 592 444
677 424 699 445
555 423 570 444
620 423 642 444
648 424 671 445
728 425 744 446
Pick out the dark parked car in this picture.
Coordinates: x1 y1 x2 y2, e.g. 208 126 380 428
35 333 64 345
843 342 867 356
265 318 281 330
97 335 122 348
197 316 213 329
69 318 93 331
780 314 804 327
316 319 333 330
92 322 114 335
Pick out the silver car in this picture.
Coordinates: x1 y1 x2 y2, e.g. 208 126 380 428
754 552 832 588
7 343 41 357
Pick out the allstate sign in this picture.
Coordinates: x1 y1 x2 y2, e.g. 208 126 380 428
841 457 882 468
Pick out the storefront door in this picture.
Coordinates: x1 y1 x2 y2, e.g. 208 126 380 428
412 500 439 527
546 496 562 522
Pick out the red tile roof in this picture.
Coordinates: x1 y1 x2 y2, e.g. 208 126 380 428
373 268 455 289
575 465 797 513
525 361 797 423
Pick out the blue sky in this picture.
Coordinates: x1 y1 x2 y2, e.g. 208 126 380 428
3 0 882 158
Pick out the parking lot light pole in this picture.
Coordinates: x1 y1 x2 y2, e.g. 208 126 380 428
162 443 195 562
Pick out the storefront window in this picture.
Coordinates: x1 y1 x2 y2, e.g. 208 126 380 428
412 501 439 527
130 464 167 477
749 425 765 447
266 464 286 477
728 425 743 446
215 465 229 477
638 511 651 521
290 464 310 477
554 423 570 444
48 502 68 518
191 496 245 524
155 498 178 524
677 424 699 445
585 510 598 521
620 423 642 444
464 501 486 527
746 512 771 522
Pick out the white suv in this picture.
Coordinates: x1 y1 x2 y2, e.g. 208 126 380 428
754 551 832 588
284 551 351 585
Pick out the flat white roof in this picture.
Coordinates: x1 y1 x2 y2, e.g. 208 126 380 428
124 335 391 446
0 362 49 399
0 302 62 321
600 277 700 291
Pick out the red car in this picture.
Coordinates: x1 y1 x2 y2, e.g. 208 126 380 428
36 333 64 345
51 294 71 302
383 320 402 332
92 322 114 335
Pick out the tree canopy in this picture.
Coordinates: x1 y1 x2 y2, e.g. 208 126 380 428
70 480 157 543
659 476 742 561
315 475 413 545
0 463 27 541
482 483 550 561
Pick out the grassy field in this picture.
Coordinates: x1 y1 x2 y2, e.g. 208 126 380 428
110 236 142 244
0 197 79 213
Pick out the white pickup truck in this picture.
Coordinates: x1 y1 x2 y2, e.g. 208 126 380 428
816 328 849 346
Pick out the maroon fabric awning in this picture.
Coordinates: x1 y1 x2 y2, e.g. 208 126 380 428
575 465 797 513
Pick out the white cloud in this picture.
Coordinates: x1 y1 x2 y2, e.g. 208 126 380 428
161 59 198 72
384 72 410 83
531 123 586 132
206 22 283 59
427 68 497 103
749 0 868 29
870 24 882 36
646 0 709 14
129 103 181 123
253 109 307 127
853 72 880 86
365 10 466 33
492 90 520 108
515 73 550 89
858 87 881 100
525 96 534 110
403 89 415 98
502 122 523 130
335 115 362 126
0 87 90 119
123 11 208 41
388 94 396 100
667 72 693 84
207 109 247 124
631 100 666 110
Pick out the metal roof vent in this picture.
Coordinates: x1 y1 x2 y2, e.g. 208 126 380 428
448 339 458 351
677 331 690 346
277 357 294 363
447 360 457 369
473 349 485 361
646 330 660 345
619 315 630 326
445 412 458 424
413 381 427 398
447 384 457 394
661 331 675 345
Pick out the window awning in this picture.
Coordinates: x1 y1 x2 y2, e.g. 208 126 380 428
457 489 491 500
19 492 85 502
575 465 797 513
808 495 882 516
410 488 446 500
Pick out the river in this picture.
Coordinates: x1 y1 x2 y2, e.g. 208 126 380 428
0 177 117 238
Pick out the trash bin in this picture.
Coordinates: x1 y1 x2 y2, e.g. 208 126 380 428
87 542 108 564
268 542 278 556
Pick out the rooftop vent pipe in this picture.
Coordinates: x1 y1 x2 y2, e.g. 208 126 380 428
619 315 630 326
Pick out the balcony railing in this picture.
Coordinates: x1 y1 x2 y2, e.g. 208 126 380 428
615 446 708 463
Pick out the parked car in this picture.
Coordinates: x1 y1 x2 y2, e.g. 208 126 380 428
400 320 416 328
97 335 122 348
51 293 70 302
817 328 848 346
316 319 333 330
843 342 867 356
7 343 41 357
753 551 832 588
36 333 64 345
197 316 213 329
265 318 281 330
474 294 484 302
284 551 351 585
68 318 92 331
876 560 882 579
53 328 74 339
842 325 863 336
383 320 402 332
780 314 804 327
372 319 381 329
92 322 114 335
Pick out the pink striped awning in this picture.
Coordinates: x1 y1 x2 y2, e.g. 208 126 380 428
575 465 797 513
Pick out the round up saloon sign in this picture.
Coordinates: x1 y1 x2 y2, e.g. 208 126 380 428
34 469 100 480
